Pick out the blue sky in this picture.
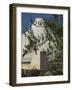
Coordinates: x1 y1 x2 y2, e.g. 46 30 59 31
21 13 63 33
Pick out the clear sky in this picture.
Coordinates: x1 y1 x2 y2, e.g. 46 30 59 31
21 12 63 33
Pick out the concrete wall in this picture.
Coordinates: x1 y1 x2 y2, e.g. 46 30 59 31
21 51 40 70
40 51 49 70
21 51 49 70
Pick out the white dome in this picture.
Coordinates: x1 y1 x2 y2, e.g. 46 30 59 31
33 18 44 27
35 18 44 22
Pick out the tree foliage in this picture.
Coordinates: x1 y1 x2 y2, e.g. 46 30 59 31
22 17 63 62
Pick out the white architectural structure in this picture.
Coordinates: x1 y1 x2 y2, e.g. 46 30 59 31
21 18 50 70
31 18 46 43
